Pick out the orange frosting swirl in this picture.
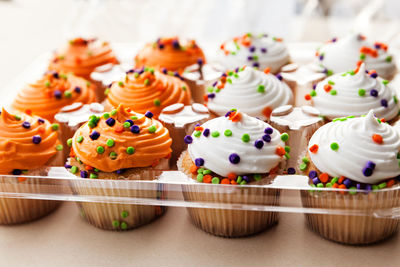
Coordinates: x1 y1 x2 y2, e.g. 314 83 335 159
105 67 191 119
135 37 206 74
71 104 172 172
49 38 119 79
12 71 96 121
0 108 60 174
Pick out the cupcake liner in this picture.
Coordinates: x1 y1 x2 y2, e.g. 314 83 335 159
0 168 60 225
70 168 166 231
178 151 280 237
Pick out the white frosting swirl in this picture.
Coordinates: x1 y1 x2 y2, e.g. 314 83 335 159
207 67 293 120
317 33 396 80
309 110 400 184
312 63 399 121
188 112 285 176
217 33 290 74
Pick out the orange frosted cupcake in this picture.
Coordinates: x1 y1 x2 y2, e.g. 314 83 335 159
135 37 206 74
67 104 172 230
0 108 63 224
105 67 191 119
12 71 96 121
49 37 118 79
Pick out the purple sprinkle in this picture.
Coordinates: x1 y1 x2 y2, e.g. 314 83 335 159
208 93 215 99
80 170 88 178
212 81 218 87
229 153 240 164
262 134 271 143
64 164 72 169
145 111 153 118
225 111 232 117
313 84 317 90
370 72 378 78
343 178 352 188
162 68 168 74
261 47 267 53
184 135 193 144
173 71 180 78
254 139 264 149
203 128 210 137
381 99 388 108
252 62 260 68
312 177 320 185
264 127 273 134
332 37 337 42
276 74 283 81
365 184 372 191
366 161 376 170
38 118 45 124
52 72 59 79
130 125 140 134
242 175 250 182
172 39 180 49
195 123 200 127
32 135 42 144
12 169 22 175
234 67 239 73
116 169 125 174
125 119 134 126
319 55 324 61
138 68 144 75
22 121 31 129
309 170 317 179
221 73 227 77
74 86 81 93
370 89 378 97
195 158 204 167
54 90 62 99
197 58 204 66
375 43 381 49
287 167 296 175
356 183 362 190
89 131 100 140
105 118 115 127
362 167 373 177
249 46 256 52
247 56 253 61
158 43 165 49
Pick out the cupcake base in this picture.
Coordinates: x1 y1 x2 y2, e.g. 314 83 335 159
178 150 280 238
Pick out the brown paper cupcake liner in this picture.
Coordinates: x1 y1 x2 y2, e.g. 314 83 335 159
178 150 280 237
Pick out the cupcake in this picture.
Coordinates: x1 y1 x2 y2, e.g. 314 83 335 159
0 108 63 224
104 67 191 119
305 63 399 122
316 33 397 80
68 104 172 230
300 110 400 244
178 110 287 237
217 33 290 73
205 66 293 121
12 71 96 121
135 37 206 74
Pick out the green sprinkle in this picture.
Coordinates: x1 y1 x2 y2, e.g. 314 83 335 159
240 180 247 185
94 168 100 172
349 70 355 75
67 138 72 147
358 89 366 96
317 183 324 188
194 131 201 137
378 182 387 189
254 174 262 181
56 144 63 151
134 72 139 78
106 139 115 147
328 80 335 85
96 146 105 154
103 113 110 119
330 90 337 95
64 91 72 98
326 183 332 188
211 131 220 138
330 142 339 151
284 153 290 159
130 116 138 120
126 147 135 155
383 80 389 85
284 146 291 153
227 78 232 84
257 84 265 93
224 129 232 137
207 87 214 93
302 157 310 164
372 185 379 191
90 173 98 179
310 90 317 97
197 168 204 174
104 88 110 96
70 166 78 174
121 211 129 218
394 96 398 104
299 163 307 171
144 79 150 85
280 133 289 142
241 133 250 142
360 53 366 60
211 177 220 184
197 174 204 182
77 136 84 143
236 176 243 183
112 220 120 228
326 70 333 76
14 115 21 121
349 187 357 195
153 99 161 106
386 56 392 63
86 81 91 87
110 109 117 116
51 123 59 131
118 81 124 87
203 169 212 175
148 125 157 133
88 120 96 129
75 157 82 164
182 86 187 91
120 222 128 230
109 152 117 159
60 74 68 80
44 80 51 87
123 122 131 128
331 177 339 184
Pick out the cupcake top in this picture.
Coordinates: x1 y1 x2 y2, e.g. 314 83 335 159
105 67 191 119
316 33 396 80
186 110 287 177
135 37 206 74
308 110 400 184
0 108 61 174
49 37 118 79
71 104 172 172
159 103 209 127
218 33 290 73
310 63 399 121
54 102 104 127
205 66 293 120
12 71 96 121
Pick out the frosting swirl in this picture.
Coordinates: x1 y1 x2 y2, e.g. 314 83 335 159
205 66 293 120
316 33 396 80
12 71 96 121
0 108 60 173
311 63 399 121
105 67 191 119
217 33 290 73
308 110 400 184
49 37 119 79
135 37 206 74
71 104 172 172
188 111 286 176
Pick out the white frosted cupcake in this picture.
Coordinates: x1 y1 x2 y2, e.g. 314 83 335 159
307 63 399 122
178 110 288 237
316 33 397 80
300 111 400 244
205 66 293 120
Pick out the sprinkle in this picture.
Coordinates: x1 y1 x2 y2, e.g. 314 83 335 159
254 140 264 149
324 84 332 92
145 111 153 118
203 128 210 137
343 179 352 188
106 139 115 147
90 173 98 179
287 168 296 174
302 157 310 164
381 99 388 108
44 80 51 87
67 138 72 147
285 146 291 153
110 109 117 116
80 170 88 178
362 166 373 177
130 125 140 134
386 56 392 62
56 144 63 151
194 131 201 138
184 135 193 144
148 125 157 133
196 174 203 182
310 90 317 97
383 80 389 85
109 152 117 159
263 134 271 143
372 134 383 144
77 136 84 143
257 84 265 93
64 91 72 98
211 177 220 184
275 146 286 156
309 170 317 179
309 144 319 153
330 90 337 95
106 118 115 127
370 89 378 97
74 86 81 93
224 129 232 137
229 153 240 164
264 127 273 134
280 133 289 142
153 99 161 106
70 166 78 174
126 147 135 154
89 131 100 140
241 133 250 142
358 89 366 96
195 158 204 167
54 90 62 99
299 163 307 171
221 178 230 184
211 131 220 138
319 173 329 183
312 177 320 185
118 81 124 87
254 174 262 181
96 146 105 154
32 136 41 144
51 123 59 131
123 122 131 128
370 72 378 78
22 121 30 129
330 142 339 151
14 115 21 121
328 80 335 85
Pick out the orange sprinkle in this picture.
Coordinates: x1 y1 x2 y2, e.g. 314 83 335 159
203 95 208 102
194 126 203 131
263 67 271 74
25 109 32 115
190 165 198 175
338 176 345 184
114 125 124 133
18 177 27 183
85 165 94 171
369 70 377 75
217 84 224 89
304 94 311 101
315 51 319 57
372 134 383 144
338 184 347 194
262 106 273 119
332 183 339 188
126 108 131 112
323 84 332 92
227 173 237 180
221 178 230 184
203 175 212 183
387 179 395 188
220 44 225 50
380 118 386 123
230 112 241 122
38 126 45 134
319 173 329 183
309 144 319 154
230 180 237 185
275 146 286 157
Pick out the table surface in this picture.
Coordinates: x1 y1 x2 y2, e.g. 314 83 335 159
1 1 400 266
